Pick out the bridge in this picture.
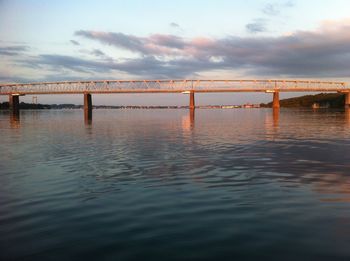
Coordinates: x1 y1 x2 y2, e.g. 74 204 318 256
1 79 349 120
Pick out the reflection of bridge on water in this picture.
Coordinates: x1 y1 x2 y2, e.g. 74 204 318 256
1 79 349 121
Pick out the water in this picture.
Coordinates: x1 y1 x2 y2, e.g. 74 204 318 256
1 108 350 260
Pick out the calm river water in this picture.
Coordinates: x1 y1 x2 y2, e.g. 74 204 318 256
1 109 350 260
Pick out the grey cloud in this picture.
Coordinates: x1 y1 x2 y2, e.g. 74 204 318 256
75 30 147 53
170 22 180 28
78 48 109 59
262 3 280 16
75 30 186 55
0 72 30 83
246 1 296 35
284 0 296 8
169 22 184 34
37 74 103 83
0 46 29 56
23 54 110 73
262 1 295 16
0 72 82 84
90 49 105 57
246 19 268 34
150 34 186 49
70 40 80 46
19 54 195 78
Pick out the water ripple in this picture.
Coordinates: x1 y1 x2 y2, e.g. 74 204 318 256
1 109 350 260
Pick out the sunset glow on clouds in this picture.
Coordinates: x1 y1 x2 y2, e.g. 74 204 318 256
1 0 350 84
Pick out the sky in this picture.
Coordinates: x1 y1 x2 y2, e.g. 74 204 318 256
1 0 350 105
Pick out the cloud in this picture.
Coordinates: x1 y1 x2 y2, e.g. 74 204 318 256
169 22 184 34
262 3 280 16
90 49 106 57
12 19 350 80
75 30 187 55
169 22 180 28
262 1 295 16
70 40 80 46
77 48 109 59
0 71 31 83
22 54 109 73
246 19 268 34
246 1 296 32
18 54 194 78
0 45 29 56
284 0 296 8
75 30 146 53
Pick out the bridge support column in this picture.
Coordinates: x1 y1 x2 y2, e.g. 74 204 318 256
272 92 280 109
189 91 195 110
345 92 350 108
9 95 20 115
84 93 92 122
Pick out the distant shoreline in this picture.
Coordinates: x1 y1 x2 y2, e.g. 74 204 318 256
0 103 261 110
0 93 347 110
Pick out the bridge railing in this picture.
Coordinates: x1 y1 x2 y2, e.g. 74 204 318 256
0 80 347 95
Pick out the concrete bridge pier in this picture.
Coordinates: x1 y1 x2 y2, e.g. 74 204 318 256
345 92 350 108
189 91 195 110
84 93 92 122
272 92 280 108
9 94 20 115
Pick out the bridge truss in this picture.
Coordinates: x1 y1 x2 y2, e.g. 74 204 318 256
0 80 348 95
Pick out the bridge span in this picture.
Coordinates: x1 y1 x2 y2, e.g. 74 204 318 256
1 79 349 120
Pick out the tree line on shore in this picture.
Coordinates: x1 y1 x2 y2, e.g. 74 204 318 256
260 93 345 108
0 102 80 109
0 93 346 109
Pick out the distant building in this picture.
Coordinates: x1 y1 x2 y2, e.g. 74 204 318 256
242 103 260 108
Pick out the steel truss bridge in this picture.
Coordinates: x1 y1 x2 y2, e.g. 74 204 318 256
2 79 350 121
0 79 348 95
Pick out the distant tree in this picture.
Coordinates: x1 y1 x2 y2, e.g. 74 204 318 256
261 93 345 108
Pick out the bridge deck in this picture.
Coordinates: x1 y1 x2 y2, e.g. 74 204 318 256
0 80 348 95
